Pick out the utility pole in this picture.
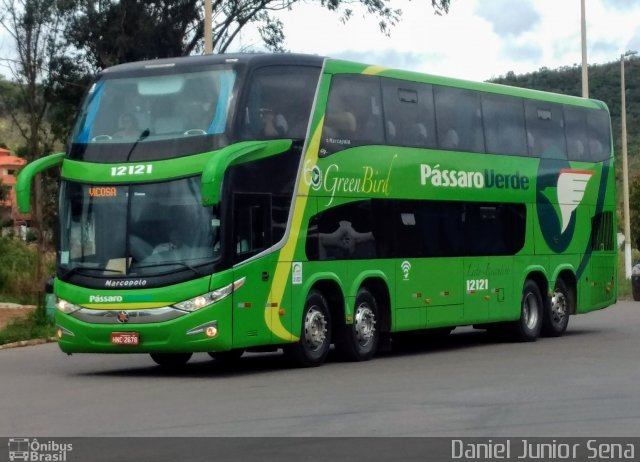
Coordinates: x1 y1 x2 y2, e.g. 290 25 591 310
204 0 212 54
581 0 589 98
621 51 636 279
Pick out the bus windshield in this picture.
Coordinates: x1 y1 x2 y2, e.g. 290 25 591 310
72 68 236 144
58 177 220 279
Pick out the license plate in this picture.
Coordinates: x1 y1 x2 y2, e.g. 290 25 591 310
111 332 139 346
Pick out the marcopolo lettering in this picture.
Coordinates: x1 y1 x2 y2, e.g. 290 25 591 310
420 164 529 190
89 295 124 303
104 279 148 288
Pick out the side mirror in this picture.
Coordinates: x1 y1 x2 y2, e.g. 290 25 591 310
16 152 65 213
201 139 291 206
45 276 55 294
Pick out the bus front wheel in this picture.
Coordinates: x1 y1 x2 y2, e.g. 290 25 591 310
150 353 192 368
511 280 543 342
542 278 571 337
284 290 332 367
335 288 379 361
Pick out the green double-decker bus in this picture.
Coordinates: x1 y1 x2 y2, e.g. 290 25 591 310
18 53 616 367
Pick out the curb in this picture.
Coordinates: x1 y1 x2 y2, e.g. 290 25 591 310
0 303 37 310
0 337 57 350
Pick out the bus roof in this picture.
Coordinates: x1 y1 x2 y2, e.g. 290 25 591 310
100 53 607 111
321 58 608 111
101 53 326 76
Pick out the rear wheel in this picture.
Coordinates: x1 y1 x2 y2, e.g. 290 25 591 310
284 290 332 367
510 280 543 342
633 278 640 301
542 278 571 337
336 288 379 361
150 353 192 368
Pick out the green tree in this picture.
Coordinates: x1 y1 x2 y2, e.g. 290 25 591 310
63 0 450 71
0 0 67 289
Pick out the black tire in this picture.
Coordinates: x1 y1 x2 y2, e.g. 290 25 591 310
284 290 332 367
510 280 543 342
542 278 572 337
335 288 379 361
633 278 640 301
208 349 244 363
150 353 192 368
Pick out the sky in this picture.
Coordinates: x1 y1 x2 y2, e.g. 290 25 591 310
1 0 640 82
231 0 640 82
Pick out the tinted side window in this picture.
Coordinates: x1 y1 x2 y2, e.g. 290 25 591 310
587 109 611 162
525 101 567 158
306 200 377 260
391 201 525 257
240 66 320 140
482 93 527 156
233 193 271 259
434 86 484 153
385 201 465 258
464 203 526 256
564 105 590 161
321 75 384 155
307 200 526 260
227 148 301 260
379 200 525 258
381 79 436 148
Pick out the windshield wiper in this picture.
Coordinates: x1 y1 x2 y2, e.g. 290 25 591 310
60 266 125 279
126 129 150 161
129 261 211 277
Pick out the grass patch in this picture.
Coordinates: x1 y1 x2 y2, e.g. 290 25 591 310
0 236 54 305
0 305 56 345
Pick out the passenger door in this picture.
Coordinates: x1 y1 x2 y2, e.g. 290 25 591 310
231 193 274 347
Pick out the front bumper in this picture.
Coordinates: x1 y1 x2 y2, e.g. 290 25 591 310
55 298 232 354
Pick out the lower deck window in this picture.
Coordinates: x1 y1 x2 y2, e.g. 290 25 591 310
306 199 526 260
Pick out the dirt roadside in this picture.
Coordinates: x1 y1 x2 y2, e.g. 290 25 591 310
0 305 36 329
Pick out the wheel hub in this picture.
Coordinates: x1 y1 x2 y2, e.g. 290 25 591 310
304 307 327 352
523 293 539 329
550 291 568 324
354 303 376 346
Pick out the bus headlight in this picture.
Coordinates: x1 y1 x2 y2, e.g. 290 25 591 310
56 298 82 314
173 278 245 312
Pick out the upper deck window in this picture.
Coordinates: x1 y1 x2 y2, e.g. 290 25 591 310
239 65 321 141
72 68 236 145
434 86 484 153
524 101 566 158
482 93 527 156
320 75 384 155
382 80 437 149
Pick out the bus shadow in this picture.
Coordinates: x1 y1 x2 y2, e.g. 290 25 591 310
380 326 600 357
76 327 601 378
76 352 294 379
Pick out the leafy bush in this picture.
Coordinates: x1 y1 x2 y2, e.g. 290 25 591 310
0 236 52 304
0 308 56 345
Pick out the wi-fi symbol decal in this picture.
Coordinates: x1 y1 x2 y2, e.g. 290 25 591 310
401 260 412 280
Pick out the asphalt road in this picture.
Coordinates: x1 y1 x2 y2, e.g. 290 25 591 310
1 301 639 437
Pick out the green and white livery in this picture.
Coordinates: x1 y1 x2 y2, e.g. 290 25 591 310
18 54 616 367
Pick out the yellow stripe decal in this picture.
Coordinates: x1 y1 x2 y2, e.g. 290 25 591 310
362 65 388 75
264 119 323 340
